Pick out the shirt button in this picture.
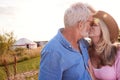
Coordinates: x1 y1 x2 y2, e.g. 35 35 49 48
69 45 72 48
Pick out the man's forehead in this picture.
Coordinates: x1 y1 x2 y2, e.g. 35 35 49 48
87 16 93 22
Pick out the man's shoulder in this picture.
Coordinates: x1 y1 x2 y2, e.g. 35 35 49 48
41 37 61 55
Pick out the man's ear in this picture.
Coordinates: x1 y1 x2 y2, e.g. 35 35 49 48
78 21 82 28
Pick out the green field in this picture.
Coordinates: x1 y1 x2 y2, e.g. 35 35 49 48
0 57 40 80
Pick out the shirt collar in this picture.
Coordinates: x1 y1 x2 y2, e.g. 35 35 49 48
79 39 89 48
56 28 72 49
56 28 89 51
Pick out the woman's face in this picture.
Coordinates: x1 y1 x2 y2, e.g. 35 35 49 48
89 18 101 38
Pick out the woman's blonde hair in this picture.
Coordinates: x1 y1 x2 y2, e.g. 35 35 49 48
90 18 117 66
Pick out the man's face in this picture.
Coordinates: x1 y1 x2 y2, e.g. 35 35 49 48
79 16 93 37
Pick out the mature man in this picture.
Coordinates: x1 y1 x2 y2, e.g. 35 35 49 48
39 2 93 80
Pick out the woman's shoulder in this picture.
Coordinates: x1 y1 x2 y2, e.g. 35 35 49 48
117 50 120 60
111 42 120 62
113 42 120 62
114 43 120 56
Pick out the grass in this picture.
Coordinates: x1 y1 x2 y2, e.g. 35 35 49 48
26 74 38 80
0 47 42 66
0 56 40 80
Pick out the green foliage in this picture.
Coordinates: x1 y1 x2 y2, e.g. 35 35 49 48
14 48 26 56
18 55 30 62
0 47 41 66
0 57 40 80
0 32 16 55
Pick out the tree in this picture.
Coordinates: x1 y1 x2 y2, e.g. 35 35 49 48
0 32 16 55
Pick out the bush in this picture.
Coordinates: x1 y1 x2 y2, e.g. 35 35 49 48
14 48 26 56
0 47 42 66
18 55 30 62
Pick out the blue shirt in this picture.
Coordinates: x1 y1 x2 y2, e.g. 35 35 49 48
39 29 91 80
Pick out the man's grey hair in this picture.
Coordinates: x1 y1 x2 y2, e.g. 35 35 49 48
64 2 91 27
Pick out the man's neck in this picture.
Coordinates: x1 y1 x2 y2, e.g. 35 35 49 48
62 27 81 51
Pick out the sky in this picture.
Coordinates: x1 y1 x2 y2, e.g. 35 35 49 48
0 0 120 41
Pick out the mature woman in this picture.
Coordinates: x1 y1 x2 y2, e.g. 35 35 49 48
88 11 120 80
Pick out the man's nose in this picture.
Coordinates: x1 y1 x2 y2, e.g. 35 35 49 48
88 26 93 32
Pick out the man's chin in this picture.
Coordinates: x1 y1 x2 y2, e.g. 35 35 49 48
81 33 89 38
